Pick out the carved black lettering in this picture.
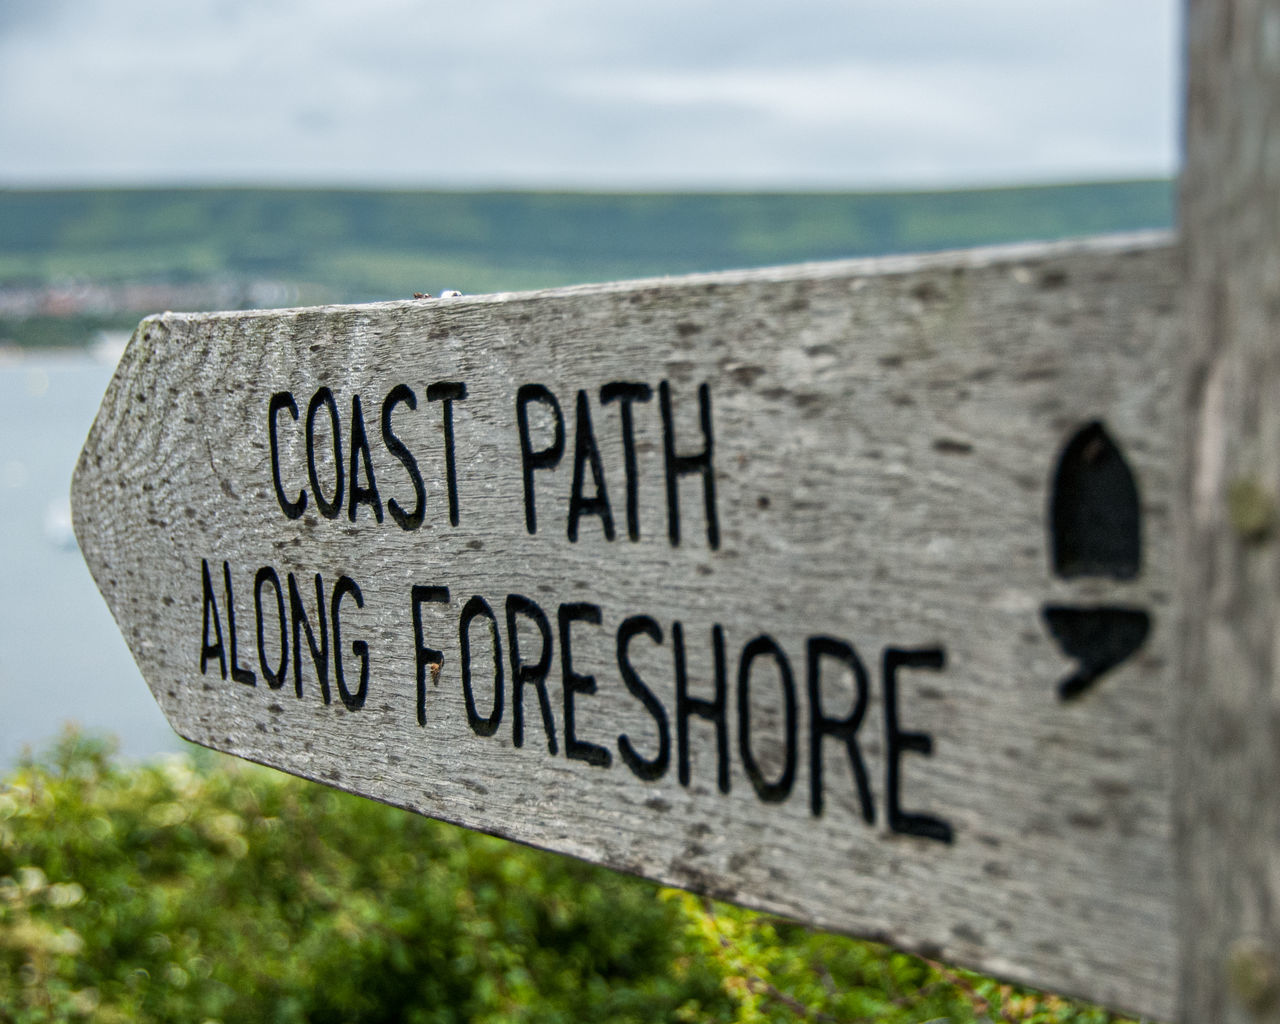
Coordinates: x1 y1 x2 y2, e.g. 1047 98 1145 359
331 575 368 710
306 387 344 520
567 390 615 542
674 621 730 793
268 391 306 519
600 382 652 542
288 571 331 705
616 615 670 781
223 561 255 686
460 595 503 737
737 635 797 804
199 558 226 679
255 566 288 690
559 602 611 767
347 394 384 523
381 384 425 531
427 382 467 527
883 647 953 844
516 384 564 535
506 594 558 754
659 381 719 550
806 636 873 821
411 585 450 727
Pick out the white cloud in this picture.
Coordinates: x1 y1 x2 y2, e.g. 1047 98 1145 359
0 0 1178 187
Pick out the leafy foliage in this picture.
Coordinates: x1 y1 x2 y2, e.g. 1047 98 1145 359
0 730 1147 1023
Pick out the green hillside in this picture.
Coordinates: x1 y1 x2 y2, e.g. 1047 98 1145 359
0 182 1174 346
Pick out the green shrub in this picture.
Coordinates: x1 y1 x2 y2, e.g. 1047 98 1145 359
0 731 1141 1023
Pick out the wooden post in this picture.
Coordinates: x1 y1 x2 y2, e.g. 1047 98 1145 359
1179 0 1280 1020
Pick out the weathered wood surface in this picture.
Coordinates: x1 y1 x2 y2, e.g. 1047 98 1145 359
74 233 1179 1018
1178 0 1280 1020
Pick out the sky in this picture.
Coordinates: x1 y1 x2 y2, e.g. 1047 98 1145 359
0 0 1179 190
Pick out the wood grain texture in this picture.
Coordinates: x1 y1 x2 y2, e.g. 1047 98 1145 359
1179 0 1280 1020
73 234 1179 1018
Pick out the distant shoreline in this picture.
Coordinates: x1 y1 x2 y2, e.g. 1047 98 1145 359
0 181 1175 348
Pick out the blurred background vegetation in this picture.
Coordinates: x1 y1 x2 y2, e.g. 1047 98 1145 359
0 731 1143 1023
0 181 1173 348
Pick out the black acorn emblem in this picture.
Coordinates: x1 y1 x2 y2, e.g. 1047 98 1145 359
1041 422 1151 701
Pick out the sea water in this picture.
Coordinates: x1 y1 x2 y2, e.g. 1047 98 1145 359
0 344 185 765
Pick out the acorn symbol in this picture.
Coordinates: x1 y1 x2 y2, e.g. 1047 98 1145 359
1041 421 1151 701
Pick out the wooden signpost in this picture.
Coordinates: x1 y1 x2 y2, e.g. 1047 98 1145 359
67 2 1280 1020
72 236 1180 1018
1178 1 1280 1021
